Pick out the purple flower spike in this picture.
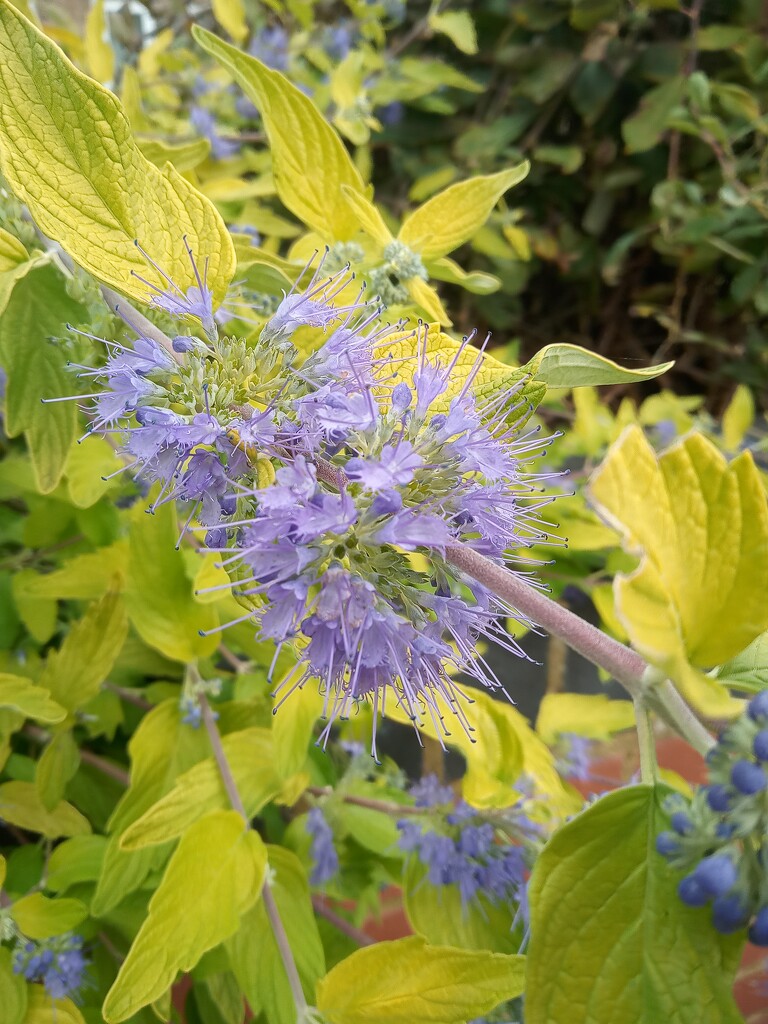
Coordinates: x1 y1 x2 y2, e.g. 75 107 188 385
306 807 340 885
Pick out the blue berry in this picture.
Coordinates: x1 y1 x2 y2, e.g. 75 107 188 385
705 784 732 813
731 760 768 795
748 906 768 946
748 691 768 722
655 832 679 857
678 875 709 907
693 855 737 897
712 894 751 934
671 811 694 836
753 730 768 762
715 822 736 840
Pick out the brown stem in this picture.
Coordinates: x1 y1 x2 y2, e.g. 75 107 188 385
311 896 375 947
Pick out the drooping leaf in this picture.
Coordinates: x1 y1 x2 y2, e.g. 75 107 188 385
316 936 525 1024
227 846 325 1024
526 786 743 1024
0 1 234 302
398 166 529 261
103 811 267 1022
10 892 88 939
125 500 219 663
0 781 90 838
0 673 66 724
193 26 366 240
38 590 128 713
522 343 673 388
589 426 768 716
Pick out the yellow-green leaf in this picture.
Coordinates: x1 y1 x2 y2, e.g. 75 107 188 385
84 0 114 83
138 137 211 173
536 692 635 743
211 0 248 43
722 383 754 452
316 936 525 1024
125 500 219 663
0 946 26 1024
14 542 128 601
272 683 323 779
119 727 282 849
103 810 267 1023
398 165 529 261
404 277 451 326
38 591 128 713
36 729 80 811
46 834 106 893
0 673 66 723
193 26 366 240
24 984 86 1023
340 185 393 246
0 781 90 838
10 892 87 939
589 426 768 716
426 255 500 295
0 1 234 303
428 10 478 54
0 226 28 270
64 436 123 509
522 343 673 388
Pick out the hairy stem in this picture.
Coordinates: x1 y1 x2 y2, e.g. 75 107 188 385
101 285 181 363
634 699 658 785
199 696 308 1021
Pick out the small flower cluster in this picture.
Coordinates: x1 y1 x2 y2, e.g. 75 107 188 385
13 933 89 999
60 244 556 755
656 690 768 944
397 775 531 915
306 806 340 885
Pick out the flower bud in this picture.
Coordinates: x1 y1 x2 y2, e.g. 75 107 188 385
693 855 737 898
731 760 768 795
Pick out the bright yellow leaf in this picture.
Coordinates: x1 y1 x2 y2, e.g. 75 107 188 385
0 226 27 270
84 0 114 83
211 0 248 43
537 692 635 743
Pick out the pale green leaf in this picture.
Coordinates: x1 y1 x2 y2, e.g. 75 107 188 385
589 427 768 716
38 591 128 713
623 76 686 153
85 0 114 83
10 892 87 939
426 255 500 295
0 264 85 493
398 165 529 261
36 730 80 812
211 0 248 43
120 727 282 849
536 693 635 743
0 673 66 724
0 781 90 838
103 810 267 1023
227 846 325 1024
317 936 525 1024
46 834 107 892
0 947 26 1024
522 343 672 388
716 630 768 693
428 10 478 54
193 26 366 240
526 786 743 1024
125 500 218 663
0 2 234 303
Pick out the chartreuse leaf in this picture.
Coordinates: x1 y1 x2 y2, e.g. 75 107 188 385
589 426 768 716
25 983 86 1022
271 683 324 779
0 1 234 303
138 136 211 173
379 323 545 425
227 846 325 1024
120 727 282 849
398 165 529 261
536 693 635 743
38 591 128 713
36 729 80 811
15 542 128 601
428 9 478 54
0 263 85 493
193 26 366 240
46 834 106 893
317 936 525 1024
84 0 114 83
716 631 768 693
103 810 267 1023
339 185 393 246
426 255 500 295
211 0 248 43
0 781 90 838
10 892 87 939
0 673 66 723
522 343 672 388
721 383 754 451
404 859 521 954
0 226 28 269
64 436 123 509
125 500 218 663
0 946 26 1024
92 699 211 916
526 786 743 1024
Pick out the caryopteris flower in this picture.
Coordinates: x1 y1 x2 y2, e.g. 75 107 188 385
13 933 89 1000
59 246 559 760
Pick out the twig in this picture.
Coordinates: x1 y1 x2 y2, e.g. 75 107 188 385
199 695 309 1020
307 786 423 816
104 682 153 711
667 0 706 181
100 285 181 363
23 725 130 786
311 896 375 947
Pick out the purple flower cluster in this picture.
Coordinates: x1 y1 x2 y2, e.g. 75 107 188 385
306 807 340 885
62 244 557 756
13 933 89 999
656 690 768 944
397 775 530 914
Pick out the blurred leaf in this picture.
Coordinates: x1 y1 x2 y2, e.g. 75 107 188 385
0 947 26 1024
0 226 28 270
36 729 80 812
14 542 128 601
721 384 754 452
138 137 211 172
0 781 90 838
0 2 234 302
589 427 768 716
46 834 107 893
10 892 87 939
536 693 634 743
84 0 114 83
0 674 66 723
211 0 247 43
428 10 478 54
103 811 267 1022
526 786 743 1024
623 76 685 153
23 987 85 1023
317 936 525 1024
